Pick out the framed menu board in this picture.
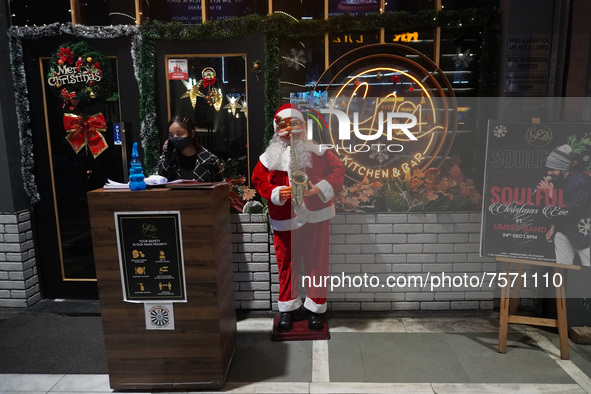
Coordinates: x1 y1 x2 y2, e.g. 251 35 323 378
115 211 187 302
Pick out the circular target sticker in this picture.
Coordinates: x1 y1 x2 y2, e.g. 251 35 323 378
145 304 174 330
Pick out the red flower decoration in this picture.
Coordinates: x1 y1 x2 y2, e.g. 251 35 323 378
57 47 74 65
274 115 283 123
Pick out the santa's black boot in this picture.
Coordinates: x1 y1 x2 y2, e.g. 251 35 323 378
277 312 293 331
302 307 324 331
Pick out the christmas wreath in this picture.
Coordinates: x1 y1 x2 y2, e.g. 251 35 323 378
46 41 115 110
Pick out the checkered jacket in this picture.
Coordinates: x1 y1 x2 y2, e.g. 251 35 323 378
156 145 225 182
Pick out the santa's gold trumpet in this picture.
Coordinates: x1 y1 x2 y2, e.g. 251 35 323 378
290 132 308 207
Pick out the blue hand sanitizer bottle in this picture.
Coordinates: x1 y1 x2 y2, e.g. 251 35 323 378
129 142 146 191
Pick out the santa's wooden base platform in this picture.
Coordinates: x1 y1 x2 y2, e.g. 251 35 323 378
271 313 330 341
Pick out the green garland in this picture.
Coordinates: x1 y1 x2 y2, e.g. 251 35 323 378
263 33 281 146
138 7 500 165
7 23 138 205
134 34 160 172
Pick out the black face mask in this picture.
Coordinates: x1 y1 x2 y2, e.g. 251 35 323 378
169 136 192 151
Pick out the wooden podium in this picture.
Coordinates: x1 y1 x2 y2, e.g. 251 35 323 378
87 185 236 390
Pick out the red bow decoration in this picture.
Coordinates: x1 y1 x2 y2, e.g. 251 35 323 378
202 76 216 88
59 88 79 110
63 113 108 158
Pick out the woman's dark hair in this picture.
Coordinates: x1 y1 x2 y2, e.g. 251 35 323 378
168 115 198 147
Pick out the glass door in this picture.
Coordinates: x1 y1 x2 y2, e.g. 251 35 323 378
35 49 126 298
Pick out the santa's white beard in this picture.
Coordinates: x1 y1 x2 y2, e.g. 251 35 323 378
264 133 314 171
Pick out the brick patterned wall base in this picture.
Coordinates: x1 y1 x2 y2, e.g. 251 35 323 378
231 212 496 312
231 214 272 310
0 210 40 307
1 211 493 311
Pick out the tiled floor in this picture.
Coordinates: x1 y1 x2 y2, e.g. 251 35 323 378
1 315 591 393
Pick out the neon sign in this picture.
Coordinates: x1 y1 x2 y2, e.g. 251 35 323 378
391 32 418 42
303 44 456 182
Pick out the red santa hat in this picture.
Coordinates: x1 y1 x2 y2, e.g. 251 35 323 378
273 103 305 132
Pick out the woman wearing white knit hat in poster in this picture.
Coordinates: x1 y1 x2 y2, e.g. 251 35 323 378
538 144 591 267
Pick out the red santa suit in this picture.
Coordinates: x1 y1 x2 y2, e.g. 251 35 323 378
252 116 344 314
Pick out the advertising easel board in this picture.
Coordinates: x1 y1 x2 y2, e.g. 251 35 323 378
481 121 591 266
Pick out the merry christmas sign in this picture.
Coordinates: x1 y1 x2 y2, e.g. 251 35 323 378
46 41 114 109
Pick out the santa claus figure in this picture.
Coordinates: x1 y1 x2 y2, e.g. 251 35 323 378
252 104 345 332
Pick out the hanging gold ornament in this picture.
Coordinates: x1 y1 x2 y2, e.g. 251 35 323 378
200 68 223 111
180 78 206 109
180 68 224 110
239 99 247 118
223 94 243 116
85 86 96 99
251 60 261 81
209 88 223 111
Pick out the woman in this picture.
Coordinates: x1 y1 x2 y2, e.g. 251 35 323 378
156 115 225 182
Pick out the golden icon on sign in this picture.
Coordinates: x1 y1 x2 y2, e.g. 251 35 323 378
135 266 146 275
158 282 172 291
132 250 145 258
139 283 144 291
159 251 166 259
159 266 169 275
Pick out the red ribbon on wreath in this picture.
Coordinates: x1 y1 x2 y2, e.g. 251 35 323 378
202 76 216 88
59 88 79 110
63 113 108 158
